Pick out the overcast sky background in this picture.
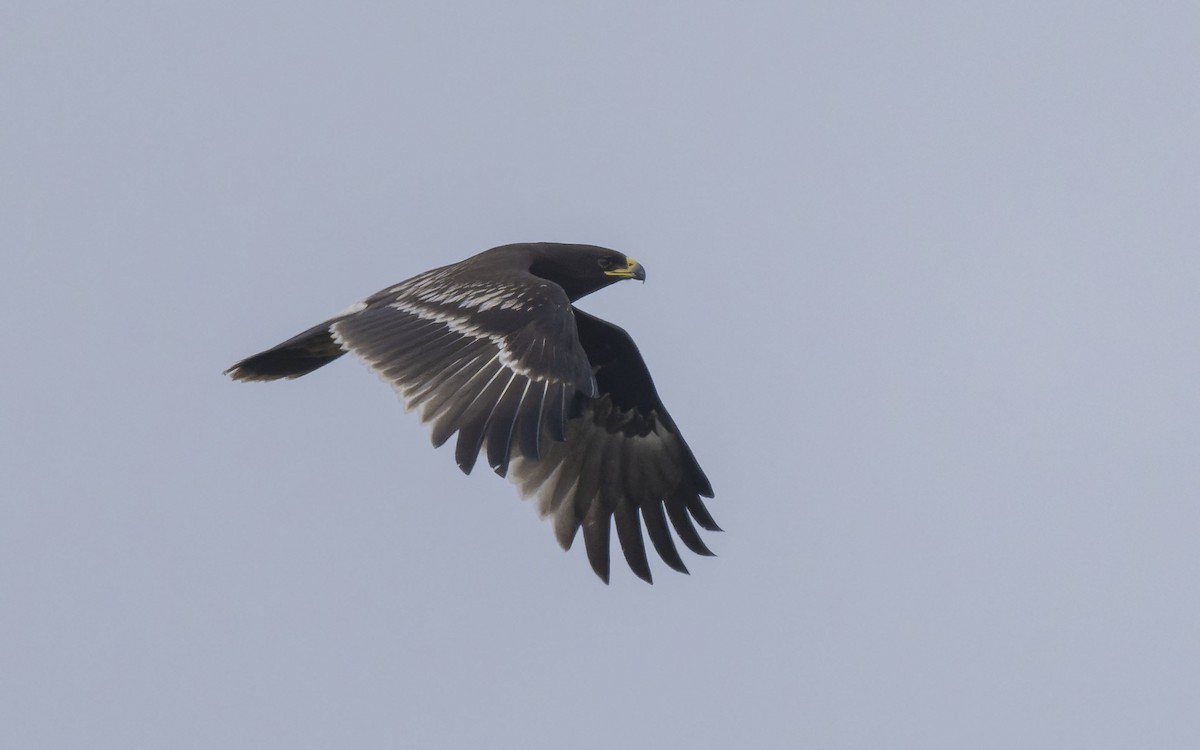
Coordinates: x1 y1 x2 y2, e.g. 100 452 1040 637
3 2 1198 748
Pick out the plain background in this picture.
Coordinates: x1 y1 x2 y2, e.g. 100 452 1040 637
3 2 1198 748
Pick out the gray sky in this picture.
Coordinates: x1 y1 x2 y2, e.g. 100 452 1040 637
3 2 1198 748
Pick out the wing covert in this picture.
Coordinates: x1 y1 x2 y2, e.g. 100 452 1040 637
331 271 595 475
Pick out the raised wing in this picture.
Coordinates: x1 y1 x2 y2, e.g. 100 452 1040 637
509 309 719 583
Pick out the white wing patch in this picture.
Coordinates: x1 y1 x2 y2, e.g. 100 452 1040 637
404 273 539 313
333 300 369 318
386 298 548 383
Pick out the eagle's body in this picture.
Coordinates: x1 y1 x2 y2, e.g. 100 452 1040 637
227 243 718 583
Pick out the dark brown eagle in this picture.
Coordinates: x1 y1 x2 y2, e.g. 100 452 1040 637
226 243 718 583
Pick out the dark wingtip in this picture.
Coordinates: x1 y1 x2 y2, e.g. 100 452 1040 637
626 557 654 584
686 496 722 532
665 498 715 557
641 501 689 574
587 550 611 584
455 453 477 475
593 565 611 585
582 515 612 584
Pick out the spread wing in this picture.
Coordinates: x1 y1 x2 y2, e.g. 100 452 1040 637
227 246 720 584
509 309 719 583
331 272 598 477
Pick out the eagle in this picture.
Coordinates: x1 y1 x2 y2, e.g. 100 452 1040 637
226 243 719 583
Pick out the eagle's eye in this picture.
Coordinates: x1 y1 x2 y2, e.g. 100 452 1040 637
597 257 616 271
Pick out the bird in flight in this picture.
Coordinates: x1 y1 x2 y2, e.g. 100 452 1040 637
226 243 718 583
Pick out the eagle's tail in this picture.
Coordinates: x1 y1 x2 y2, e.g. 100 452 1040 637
225 321 346 382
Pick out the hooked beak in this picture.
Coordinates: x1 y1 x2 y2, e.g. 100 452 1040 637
604 256 646 281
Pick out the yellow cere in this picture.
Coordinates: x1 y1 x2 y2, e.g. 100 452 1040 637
603 256 641 278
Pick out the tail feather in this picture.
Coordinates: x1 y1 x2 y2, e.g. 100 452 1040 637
225 321 346 381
